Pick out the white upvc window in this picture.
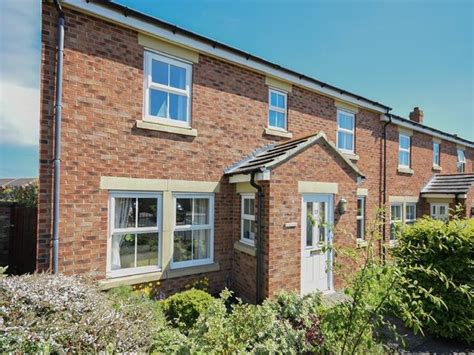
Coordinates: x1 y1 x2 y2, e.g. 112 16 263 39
431 203 449 221
172 193 214 268
108 192 162 277
356 196 365 241
457 149 466 173
433 142 440 167
390 204 402 241
268 88 287 130
336 109 355 153
144 51 192 127
405 203 417 225
398 133 411 168
241 194 256 246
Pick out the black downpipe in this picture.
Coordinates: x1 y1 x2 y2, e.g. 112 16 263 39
250 171 264 304
52 0 65 274
381 113 392 263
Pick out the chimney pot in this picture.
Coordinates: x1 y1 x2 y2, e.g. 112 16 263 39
409 107 424 123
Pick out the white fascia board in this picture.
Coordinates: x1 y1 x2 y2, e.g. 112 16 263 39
381 114 474 148
228 171 270 183
62 0 387 114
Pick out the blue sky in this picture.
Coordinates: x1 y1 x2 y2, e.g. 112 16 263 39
0 0 473 178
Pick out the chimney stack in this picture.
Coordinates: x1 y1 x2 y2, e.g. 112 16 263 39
409 107 424 124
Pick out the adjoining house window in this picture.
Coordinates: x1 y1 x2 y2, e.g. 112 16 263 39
144 51 192 126
398 133 411 168
336 109 355 153
268 88 287 130
457 149 466 173
241 194 256 246
173 194 214 268
109 192 162 277
356 197 365 241
431 203 449 221
389 204 402 241
405 203 417 225
433 142 440 167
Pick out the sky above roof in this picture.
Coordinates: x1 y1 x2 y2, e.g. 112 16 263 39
0 0 473 177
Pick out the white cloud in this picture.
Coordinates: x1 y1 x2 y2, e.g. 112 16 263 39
0 0 41 147
0 80 39 146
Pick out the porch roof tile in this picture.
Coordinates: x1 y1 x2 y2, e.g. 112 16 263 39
421 173 474 196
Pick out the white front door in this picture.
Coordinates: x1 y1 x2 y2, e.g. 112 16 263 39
301 194 333 295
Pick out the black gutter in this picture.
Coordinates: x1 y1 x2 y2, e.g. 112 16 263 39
381 112 391 263
86 0 391 112
250 171 264 304
52 0 65 274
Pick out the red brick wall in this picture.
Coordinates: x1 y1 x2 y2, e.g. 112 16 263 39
39 4 472 296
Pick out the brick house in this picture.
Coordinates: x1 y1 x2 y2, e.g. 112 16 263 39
39 0 474 302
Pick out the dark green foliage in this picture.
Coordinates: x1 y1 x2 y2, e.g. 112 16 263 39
392 217 474 343
161 288 214 331
0 183 38 208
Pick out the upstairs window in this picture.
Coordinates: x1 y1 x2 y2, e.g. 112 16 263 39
144 51 192 126
336 109 355 153
457 149 466 173
356 197 365 241
433 142 440 167
268 88 287 130
241 194 256 246
398 133 411 168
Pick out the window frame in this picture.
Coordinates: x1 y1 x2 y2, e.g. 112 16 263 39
433 142 440 167
240 193 256 246
356 196 365 241
389 203 403 241
405 203 417 225
107 191 163 278
398 133 411 168
431 203 449 221
171 193 215 269
336 109 356 154
457 149 466 173
143 50 193 127
268 87 288 131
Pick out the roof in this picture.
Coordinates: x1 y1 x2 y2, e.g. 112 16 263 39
421 173 474 196
224 131 365 178
0 178 37 189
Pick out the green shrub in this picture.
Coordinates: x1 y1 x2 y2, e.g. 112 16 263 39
161 288 214 331
391 217 474 343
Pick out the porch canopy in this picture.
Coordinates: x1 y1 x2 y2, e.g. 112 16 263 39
421 173 474 199
224 131 365 181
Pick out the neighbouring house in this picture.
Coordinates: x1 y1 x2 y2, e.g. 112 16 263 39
39 0 474 302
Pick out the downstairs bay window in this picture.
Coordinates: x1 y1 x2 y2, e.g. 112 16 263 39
108 192 162 277
173 194 214 268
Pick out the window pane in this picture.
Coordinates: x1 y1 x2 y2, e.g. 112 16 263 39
276 111 286 129
193 198 209 225
151 59 168 85
318 202 326 243
457 149 465 161
137 198 157 227
406 205 416 221
357 220 363 240
306 202 313 247
244 198 254 215
149 89 167 117
399 135 410 149
136 232 159 267
174 230 192 262
243 219 255 242
111 233 135 270
399 151 409 166
269 110 278 127
176 198 192 225
114 198 135 228
357 198 363 217
169 94 187 122
270 91 285 109
338 112 353 130
170 64 186 89
391 205 401 221
193 229 210 260
338 131 353 151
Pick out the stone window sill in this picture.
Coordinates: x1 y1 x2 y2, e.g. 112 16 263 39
234 240 256 256
99 262 219 290
342 152 360 161
432 165 442 172
356 239 368 248
397 166 414 175
264 127 293 139
136 120 198 137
